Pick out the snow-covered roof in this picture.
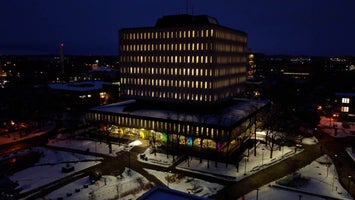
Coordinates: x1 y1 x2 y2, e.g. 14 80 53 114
89 98 269 127
48 81 111 92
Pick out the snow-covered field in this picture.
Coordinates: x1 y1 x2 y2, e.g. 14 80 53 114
43 168 153 200
144 168 223 197
240 155 353 200
9 147 102 194
47 136 125 156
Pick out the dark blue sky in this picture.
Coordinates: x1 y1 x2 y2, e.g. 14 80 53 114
1 0 354 56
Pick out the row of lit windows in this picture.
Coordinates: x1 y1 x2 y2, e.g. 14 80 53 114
215 44 245 53
215 30 247 43
123 29 214 40
342 98 350 104
122 78 212 89
341 106 349 112
121 65 245 78
122 66 213 77
121 55 213 64
121 42 213 52
86 112 226 139
125 89 216 102
122 76 244 91
122 29 246 43
216 56 247 64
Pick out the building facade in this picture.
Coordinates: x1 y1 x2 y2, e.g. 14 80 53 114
334 92 355 122
85 15 269 159
119 15 248 105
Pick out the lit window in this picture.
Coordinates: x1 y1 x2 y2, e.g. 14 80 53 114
341 106 349 112
342 98 350 104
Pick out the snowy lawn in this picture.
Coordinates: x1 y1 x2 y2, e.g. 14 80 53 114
144 168 223 198
47 137 125 156
44 168 153 200
9 147 102 194
240 155 353 200
175 143 298 181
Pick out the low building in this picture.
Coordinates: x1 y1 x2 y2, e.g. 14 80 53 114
86 98 269 157
48 81 118 111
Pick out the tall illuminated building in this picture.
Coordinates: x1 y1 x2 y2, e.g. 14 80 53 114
119 14 248 105
86 14 268 157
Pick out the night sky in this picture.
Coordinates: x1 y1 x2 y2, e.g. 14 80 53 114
1 0 355 56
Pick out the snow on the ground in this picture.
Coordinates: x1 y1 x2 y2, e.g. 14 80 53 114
176 143 298 181
319 116 355 138
43 168 153 200
137 148 175 167
144 168 223 198
47 135 125 157
240 155 353 200
302 136 318 145
3 116 354 200
9 147 102 194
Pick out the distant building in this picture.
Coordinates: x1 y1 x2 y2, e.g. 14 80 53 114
49 81 118 111
334 92 355 122
86 14 269 158
119 14 248 105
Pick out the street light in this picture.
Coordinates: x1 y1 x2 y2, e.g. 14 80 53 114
348 175 352 190
167 170 172 188
261 148 265 166
244 156 248 176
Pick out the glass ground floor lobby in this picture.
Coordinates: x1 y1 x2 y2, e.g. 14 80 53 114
85 99 269 158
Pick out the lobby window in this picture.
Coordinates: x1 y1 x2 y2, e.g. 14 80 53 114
341 106 349 112
342 98 350 104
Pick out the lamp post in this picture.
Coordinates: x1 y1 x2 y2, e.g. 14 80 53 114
244 156 248 176
348 175 352 190
261 148 265 166
167 170 172 188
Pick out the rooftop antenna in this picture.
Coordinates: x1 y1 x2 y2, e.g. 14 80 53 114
60 43 64 76
186 0 189 14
